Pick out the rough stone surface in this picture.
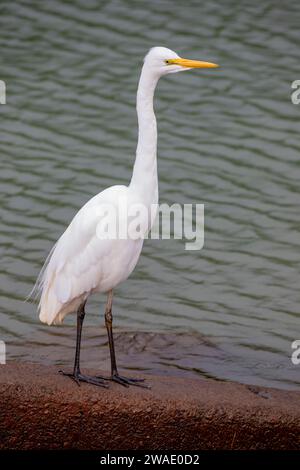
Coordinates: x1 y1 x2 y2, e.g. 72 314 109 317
0 362 299 450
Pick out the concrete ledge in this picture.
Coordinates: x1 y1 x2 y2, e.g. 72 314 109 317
0 362 299 450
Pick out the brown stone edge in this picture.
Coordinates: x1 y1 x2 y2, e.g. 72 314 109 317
0 362 299 450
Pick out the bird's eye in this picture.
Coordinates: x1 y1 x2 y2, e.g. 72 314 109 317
165 60 171 65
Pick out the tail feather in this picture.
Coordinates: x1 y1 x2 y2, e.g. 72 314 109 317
38 270 60 325
26 242 65 325
26 242 58 303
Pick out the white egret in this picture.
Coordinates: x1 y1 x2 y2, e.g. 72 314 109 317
35 47 218 388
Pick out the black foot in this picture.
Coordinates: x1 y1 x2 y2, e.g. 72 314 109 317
59 370 109 388
110 373 150 388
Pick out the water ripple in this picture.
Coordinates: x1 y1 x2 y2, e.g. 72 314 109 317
0 0 299 389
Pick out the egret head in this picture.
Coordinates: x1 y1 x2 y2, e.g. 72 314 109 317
143 47 219 77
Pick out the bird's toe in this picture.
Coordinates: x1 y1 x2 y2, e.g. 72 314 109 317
59 370 109 388
111 373 150 389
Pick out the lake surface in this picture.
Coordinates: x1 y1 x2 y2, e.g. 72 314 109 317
1 0 300 389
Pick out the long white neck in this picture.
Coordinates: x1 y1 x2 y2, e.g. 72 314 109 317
130 65 159 203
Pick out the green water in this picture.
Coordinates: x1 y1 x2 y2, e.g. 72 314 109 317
1 0 300 389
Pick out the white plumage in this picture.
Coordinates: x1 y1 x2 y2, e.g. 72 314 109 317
35 47 218 329
38 185 146 325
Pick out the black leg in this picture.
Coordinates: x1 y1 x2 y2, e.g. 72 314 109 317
59 300 108 388
74 299 86 376
103 290 150 388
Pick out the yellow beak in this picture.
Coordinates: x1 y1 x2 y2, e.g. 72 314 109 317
167 58 219 68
